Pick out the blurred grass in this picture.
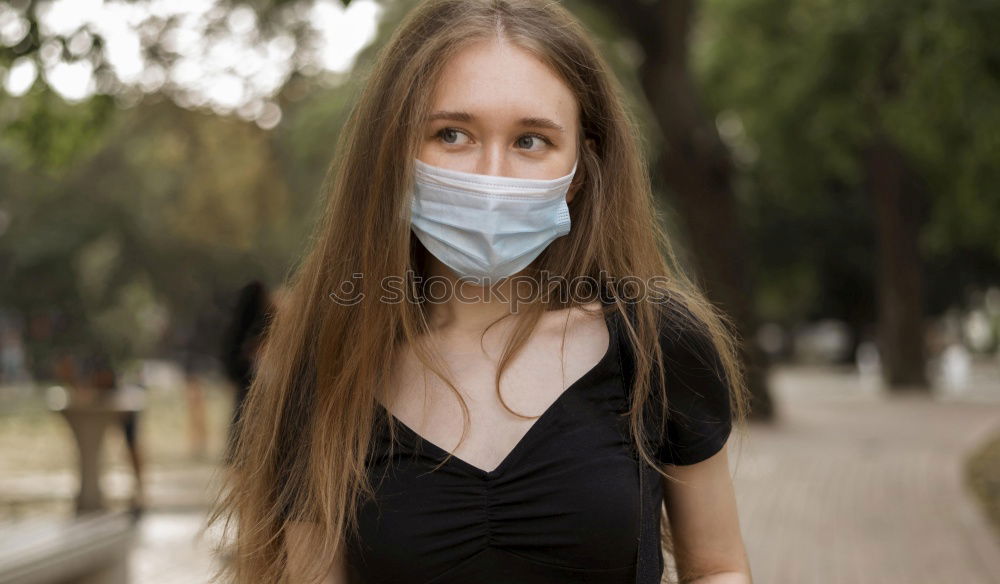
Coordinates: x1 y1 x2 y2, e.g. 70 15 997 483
967 426 1000 544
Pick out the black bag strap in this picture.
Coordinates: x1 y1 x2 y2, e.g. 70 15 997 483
611 307 660 584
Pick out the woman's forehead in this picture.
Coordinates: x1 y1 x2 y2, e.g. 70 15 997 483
427 39 578 127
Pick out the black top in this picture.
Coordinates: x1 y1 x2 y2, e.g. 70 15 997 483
343 304 734 584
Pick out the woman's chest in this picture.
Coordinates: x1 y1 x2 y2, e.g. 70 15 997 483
349 377 643 583
380 306 615 476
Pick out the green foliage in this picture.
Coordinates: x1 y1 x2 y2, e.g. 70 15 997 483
1 91 117 171
0 90 358 368
695 0 1000 318
0 1 369 371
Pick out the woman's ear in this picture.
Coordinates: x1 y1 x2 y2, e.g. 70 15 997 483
567 138 595 204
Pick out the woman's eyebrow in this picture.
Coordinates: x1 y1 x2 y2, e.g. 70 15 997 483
426 110 564 132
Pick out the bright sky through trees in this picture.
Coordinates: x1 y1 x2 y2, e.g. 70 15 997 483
0 0 382 128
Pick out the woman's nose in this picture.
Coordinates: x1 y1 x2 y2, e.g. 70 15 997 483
475 148 509 178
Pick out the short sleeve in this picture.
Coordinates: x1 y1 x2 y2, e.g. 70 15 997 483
652 321 734 466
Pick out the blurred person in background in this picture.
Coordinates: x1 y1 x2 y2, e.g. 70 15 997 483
220 280 277 468
53 347 147 517
80 347 147 518
175 307 222 461
181 353 210 460
0 323 28 384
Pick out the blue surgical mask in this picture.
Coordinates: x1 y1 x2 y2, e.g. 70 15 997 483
409 158 578 286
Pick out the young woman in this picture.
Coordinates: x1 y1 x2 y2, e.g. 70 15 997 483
206 1 752 583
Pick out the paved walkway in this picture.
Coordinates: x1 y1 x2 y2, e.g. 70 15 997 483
732 365 1000 584
130 509 225 584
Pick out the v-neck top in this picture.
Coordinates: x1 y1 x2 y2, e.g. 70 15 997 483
342 303 733 584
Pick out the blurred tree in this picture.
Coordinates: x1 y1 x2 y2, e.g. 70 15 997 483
1 1 365 374
610 0 774 419
0 92 354 376
696 0 1000 388
0 0 362 163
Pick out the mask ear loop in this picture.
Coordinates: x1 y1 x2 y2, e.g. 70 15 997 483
565 157 581 201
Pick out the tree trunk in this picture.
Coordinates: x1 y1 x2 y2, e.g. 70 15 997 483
616 0 773 420
867 134 929 390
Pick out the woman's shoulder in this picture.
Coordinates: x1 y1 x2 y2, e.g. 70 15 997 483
616 297 735 466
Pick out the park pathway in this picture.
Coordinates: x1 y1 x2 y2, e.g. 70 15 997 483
730 366 1000 584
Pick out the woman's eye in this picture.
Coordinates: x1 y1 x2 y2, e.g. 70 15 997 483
435 128 470 145
515 134 552 151
433 128 553 151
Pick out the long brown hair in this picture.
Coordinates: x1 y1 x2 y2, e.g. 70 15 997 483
204 1 751 582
